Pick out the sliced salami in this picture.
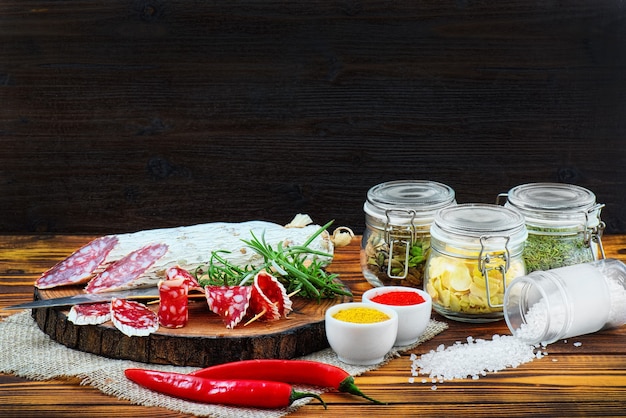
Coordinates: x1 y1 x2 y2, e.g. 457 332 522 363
110 297 159 337
254 271 292 318
67 302 111 325
249 290 280 322
205 285 252 329
35 236 119 289
165 265 201 290
158 278 189 329
85 243 168 293
247 271 292 322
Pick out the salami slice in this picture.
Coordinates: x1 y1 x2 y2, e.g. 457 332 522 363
165 265 201 290
254 271 292 318
249 291 280 321
158 278 189 329
85 243 168 293
205 285 252 329
247 271 292 322
35 236 119 289
110 298 159 337
67 302 111 325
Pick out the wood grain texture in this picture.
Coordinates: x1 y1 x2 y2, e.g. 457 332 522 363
1 233 625 417
1 1 625 235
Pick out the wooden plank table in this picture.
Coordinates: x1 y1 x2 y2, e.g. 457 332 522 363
1 234 625 417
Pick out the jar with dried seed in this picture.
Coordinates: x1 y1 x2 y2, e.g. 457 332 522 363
361 180 456 288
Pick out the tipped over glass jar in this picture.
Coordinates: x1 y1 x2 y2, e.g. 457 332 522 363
360 180 456 288
423 204 528 323
504 259 626 346
498 182 605 273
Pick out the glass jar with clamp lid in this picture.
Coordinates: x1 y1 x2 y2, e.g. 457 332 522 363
361 180 456 288
498 183 605 273
424 204 528 322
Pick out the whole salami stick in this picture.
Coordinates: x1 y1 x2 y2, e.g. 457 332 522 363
35 217 335 292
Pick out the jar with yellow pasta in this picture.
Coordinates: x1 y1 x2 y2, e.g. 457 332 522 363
424 204 528 323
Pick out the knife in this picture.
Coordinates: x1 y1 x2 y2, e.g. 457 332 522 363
3 287 161 310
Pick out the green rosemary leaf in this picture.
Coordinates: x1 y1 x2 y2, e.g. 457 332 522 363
195 221 352 299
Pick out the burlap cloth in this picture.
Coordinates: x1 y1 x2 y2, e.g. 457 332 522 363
0 310 447 417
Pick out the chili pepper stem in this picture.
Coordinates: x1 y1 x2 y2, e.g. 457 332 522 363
339 376 386 405
291 390 327 409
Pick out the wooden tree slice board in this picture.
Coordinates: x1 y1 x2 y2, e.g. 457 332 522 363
31 285 352 367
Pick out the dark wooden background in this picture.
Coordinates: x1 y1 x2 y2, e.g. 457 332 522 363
1 1 625 236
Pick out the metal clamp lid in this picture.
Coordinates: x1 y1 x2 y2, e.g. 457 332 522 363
430 203 528 252
584 204 606 258
364 180 456 226
384 209 417 279
499 183 604 230
478 235 510 308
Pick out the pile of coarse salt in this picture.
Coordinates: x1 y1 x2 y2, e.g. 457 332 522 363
410 334 547 384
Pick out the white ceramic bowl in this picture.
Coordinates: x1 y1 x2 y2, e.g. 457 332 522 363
325 302 398 365
362 286 432 346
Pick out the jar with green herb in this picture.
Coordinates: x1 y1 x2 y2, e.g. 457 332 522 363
498 183 605 273
361 180 456 288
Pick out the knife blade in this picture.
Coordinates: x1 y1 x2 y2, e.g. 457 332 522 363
3 287 161 310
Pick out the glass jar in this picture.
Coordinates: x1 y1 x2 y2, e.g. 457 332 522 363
424 204 528 323
361 180 456 288
498 183 605 273
504 259 626 345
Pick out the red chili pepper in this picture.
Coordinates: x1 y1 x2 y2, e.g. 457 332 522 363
189 359 384 404
124 368 326 409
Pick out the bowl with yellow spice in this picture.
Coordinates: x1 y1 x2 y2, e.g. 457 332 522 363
325 302 398 365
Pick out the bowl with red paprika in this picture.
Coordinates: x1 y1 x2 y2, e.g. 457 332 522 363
362 286 432 346
325 302 398 365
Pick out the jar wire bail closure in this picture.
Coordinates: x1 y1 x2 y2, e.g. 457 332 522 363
478 235 511 308
384 209 417 279
583 203 606 258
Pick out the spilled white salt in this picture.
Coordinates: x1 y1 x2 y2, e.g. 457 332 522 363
410 334 539 381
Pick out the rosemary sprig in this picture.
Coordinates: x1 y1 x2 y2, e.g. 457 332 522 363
195 250 253 287
196 221 352 300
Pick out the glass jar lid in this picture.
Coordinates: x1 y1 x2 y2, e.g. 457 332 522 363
364 180 456 226
504 183 602 229
431 203 527 251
